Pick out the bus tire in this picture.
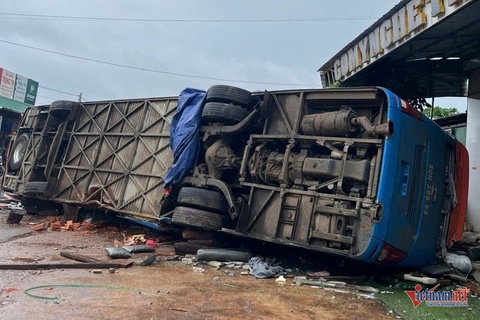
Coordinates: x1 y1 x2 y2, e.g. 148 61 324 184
21 196 41 215
172 206 229 231
202 102 249 125
23 181 48 195
176 187 228 214
205 85 259 110
49 100 81 119
8 133 30 171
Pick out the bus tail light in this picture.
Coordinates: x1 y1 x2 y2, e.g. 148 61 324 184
400 100 424 121
376 243 407 263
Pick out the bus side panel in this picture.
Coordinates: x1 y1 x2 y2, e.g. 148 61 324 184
373 104 426 254
398 118 451 267
372 89 457 267
52 98 177 219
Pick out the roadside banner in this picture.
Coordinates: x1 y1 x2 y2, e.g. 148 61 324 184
0 67 38 105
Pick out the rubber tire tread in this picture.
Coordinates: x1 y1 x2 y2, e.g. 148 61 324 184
23 181 48 195
202 102 249 125
8 133 29 171
172 206 228 231
49 100 81 119
205 85 258 110
176 187 228 214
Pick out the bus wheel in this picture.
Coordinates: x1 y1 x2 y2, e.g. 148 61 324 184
8 133 30 171
49 100 81 119
172 206 229 231
176 187 229 214
205 85 259 110
202 102 249 125
23 181 48 195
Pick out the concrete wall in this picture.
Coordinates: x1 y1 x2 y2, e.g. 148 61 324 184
466 68 480 231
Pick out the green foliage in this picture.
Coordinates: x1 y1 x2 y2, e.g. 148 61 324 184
328 81 343 88
423 106 459 119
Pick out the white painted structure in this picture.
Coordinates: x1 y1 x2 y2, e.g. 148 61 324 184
467 69 480 230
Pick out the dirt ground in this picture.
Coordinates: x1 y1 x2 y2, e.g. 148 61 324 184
0 209 397 320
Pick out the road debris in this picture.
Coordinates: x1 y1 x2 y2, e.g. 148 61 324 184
196 248 252 262
133 255 157 266
6 209 24 224
445 252 473 276
105 247 132 259
249 257 285 279
275 275 287 284
123 245 156 253
293 276 379 294
307 270 331 278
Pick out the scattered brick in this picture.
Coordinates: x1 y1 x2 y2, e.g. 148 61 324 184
61 220 74 231
32 222 49 231
51 221 63 230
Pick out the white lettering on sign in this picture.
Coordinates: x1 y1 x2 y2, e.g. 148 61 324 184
431 0 446 17
357 37 370 65
0 69 15 99
324 0 472 84
347 47 357 73
406 0 426 33
369 27 383 58
380 19 393 49
391 7 408 43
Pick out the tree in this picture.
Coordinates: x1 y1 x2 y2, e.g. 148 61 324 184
422 106 460 119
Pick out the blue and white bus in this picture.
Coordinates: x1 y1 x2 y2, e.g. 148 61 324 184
3 85 468 268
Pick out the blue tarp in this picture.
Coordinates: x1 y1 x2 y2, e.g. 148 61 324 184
163 88 206 189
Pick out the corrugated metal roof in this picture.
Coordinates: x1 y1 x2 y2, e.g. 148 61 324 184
319 0 479 99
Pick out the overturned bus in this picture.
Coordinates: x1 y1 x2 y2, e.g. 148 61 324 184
2 85 469 268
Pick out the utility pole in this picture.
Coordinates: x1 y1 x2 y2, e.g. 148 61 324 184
78 92 82 102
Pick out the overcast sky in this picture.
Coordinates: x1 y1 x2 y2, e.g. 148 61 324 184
0 0 467 110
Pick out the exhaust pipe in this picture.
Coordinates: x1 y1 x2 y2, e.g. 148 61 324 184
301 108 392 137
350 117 392 136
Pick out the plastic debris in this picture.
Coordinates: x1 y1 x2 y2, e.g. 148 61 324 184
275 275 287 284
445 253 472 276
249 257 284 279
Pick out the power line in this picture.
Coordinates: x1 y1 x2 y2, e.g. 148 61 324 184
40 86 86 101
39 85 77 97
0 39 318 87
37 94 59 100
0 12 376 23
